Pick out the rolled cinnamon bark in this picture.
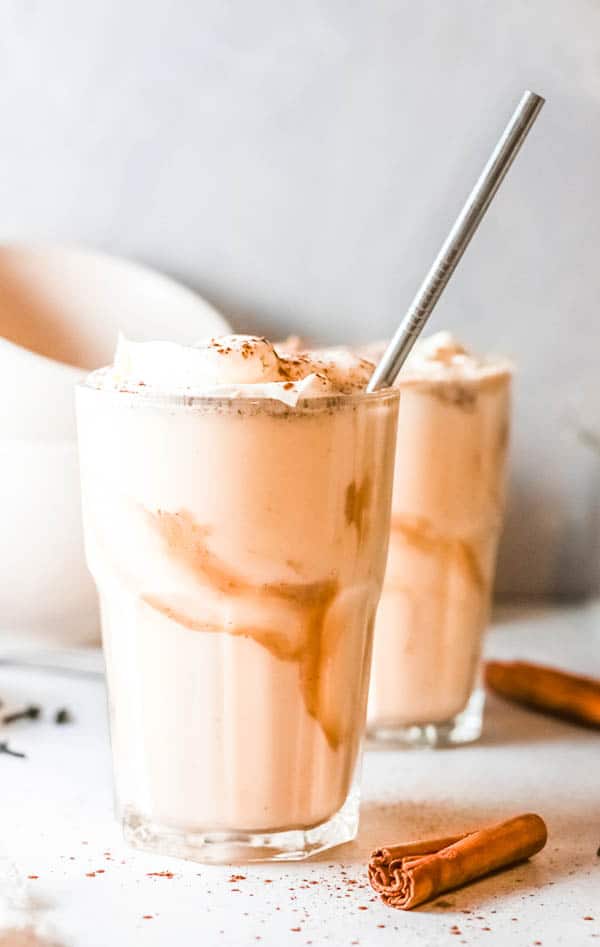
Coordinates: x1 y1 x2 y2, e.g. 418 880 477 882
368 813 547 910
486 660 600 728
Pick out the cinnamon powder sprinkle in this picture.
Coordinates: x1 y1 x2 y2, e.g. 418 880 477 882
85 872 96 878
27 875 39 879
147 871 174 878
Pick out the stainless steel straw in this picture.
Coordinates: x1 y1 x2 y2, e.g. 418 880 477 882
367 89 545 392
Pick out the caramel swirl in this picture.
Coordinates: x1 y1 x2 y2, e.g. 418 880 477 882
391 515 488 592
143 509 345 747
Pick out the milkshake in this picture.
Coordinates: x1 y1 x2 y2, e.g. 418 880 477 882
77 335 398 861
366 333 512 745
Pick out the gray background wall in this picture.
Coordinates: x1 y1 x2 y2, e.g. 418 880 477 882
1 0 599 599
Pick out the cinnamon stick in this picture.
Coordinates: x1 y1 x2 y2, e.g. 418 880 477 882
368 813 547 910
486 660 600 728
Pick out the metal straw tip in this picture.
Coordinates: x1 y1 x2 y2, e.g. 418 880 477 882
367 88 545 393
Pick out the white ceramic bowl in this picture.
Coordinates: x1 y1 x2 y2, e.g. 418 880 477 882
0 244 230 645
0 244 229 440
0 440 98 646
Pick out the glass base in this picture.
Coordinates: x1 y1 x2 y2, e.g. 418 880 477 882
367 687 485 748
121 787 360 864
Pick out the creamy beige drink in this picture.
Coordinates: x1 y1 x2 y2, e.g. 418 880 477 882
77 335 398 861
366 333 512 745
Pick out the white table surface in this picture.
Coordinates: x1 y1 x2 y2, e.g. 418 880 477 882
0 603 599 947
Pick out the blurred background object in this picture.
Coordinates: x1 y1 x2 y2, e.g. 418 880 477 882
0 245 228 644
0 0 598 600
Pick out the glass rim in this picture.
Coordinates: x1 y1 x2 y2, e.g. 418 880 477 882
76 378 400 412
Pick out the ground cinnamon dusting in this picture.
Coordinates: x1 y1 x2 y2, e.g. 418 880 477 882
147 871 174 878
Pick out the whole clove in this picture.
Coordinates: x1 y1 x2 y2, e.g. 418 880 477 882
0 741 26 758
2 705 41 725
55 708 73 725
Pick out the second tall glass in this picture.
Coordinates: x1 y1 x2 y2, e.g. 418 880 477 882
367 339 512 746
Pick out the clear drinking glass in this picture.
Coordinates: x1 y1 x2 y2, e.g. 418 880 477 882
367 367 512 747
77 383 398 862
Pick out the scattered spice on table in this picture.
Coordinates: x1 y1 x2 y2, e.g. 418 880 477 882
147 871 174 878
55 708 73 724
2 705 40 725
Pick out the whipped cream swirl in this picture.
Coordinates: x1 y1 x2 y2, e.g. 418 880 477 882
361 332 512 385
89 334 375 405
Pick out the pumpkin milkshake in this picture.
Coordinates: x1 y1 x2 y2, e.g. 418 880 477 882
366 333 512 745
77 335 398 861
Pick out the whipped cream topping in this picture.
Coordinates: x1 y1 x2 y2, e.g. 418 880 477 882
88 334 375 405
361 332 512 386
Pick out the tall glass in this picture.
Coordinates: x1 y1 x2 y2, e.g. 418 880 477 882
77 384 398 862
367 366 511 746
